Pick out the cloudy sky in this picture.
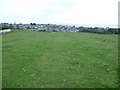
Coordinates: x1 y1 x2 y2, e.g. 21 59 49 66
0 0 119 26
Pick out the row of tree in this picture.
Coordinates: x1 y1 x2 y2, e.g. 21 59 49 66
78 28 120 34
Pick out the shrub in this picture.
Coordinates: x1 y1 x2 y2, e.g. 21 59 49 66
2 25 13 30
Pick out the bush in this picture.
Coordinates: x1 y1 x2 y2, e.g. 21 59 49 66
53 30 58 32
38 30 46 32
2 25 13 30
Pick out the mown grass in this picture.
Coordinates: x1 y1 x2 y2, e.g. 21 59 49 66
2 30 118 88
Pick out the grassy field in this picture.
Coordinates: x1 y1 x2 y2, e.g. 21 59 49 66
2 30 118 88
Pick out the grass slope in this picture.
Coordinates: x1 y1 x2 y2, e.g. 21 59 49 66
2 30 118 88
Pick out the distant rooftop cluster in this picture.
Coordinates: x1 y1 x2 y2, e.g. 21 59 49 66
0 23 119 34
1 23 80 32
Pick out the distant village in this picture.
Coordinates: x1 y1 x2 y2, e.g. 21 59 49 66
0 23 119 34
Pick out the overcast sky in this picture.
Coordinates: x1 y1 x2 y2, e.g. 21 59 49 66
0 0 119 25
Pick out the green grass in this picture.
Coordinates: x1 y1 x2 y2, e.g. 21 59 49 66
2 30 118 88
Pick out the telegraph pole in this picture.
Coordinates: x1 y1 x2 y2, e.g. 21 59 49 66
14 20 16 29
